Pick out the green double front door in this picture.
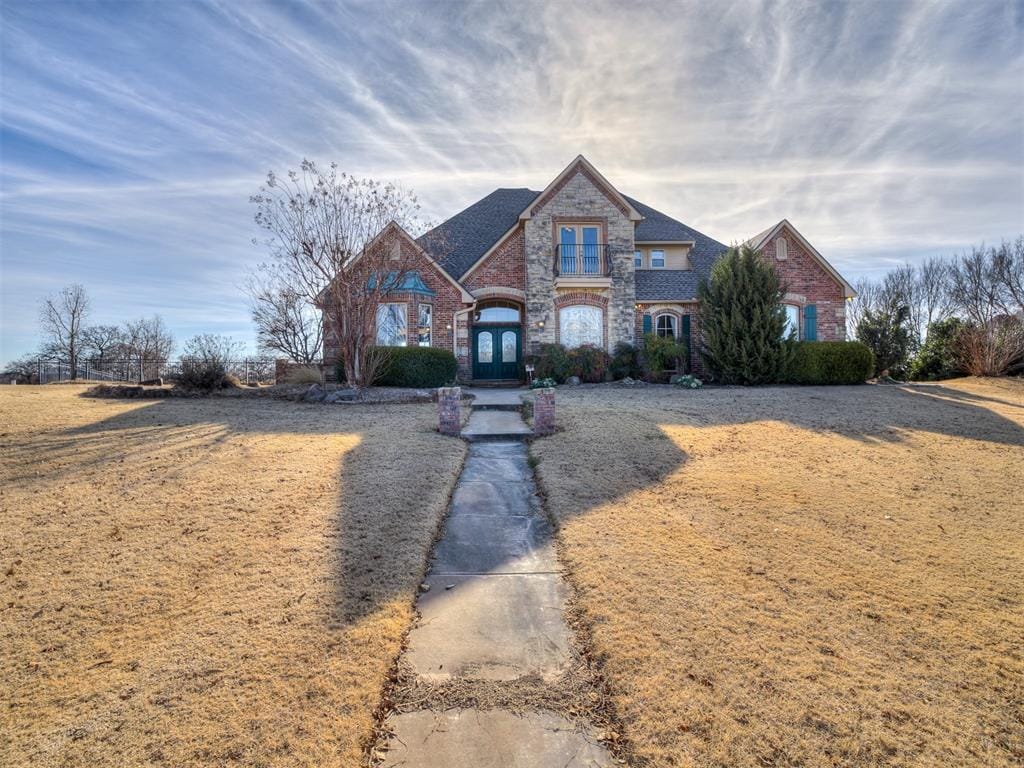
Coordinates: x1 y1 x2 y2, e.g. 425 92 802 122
472 326 520 380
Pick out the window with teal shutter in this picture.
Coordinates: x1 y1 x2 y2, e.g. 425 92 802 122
642 314 652 335
682 315 692 371
803 304 817 341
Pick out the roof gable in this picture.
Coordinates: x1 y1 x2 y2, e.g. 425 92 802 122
746 219 856 298
521 155 642 222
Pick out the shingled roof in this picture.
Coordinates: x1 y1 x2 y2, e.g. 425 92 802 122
418 188 540 280
417 186 728 299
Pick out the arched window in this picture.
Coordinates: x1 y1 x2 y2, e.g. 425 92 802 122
474 300 521 323
656 314 676 338
559 305 603 348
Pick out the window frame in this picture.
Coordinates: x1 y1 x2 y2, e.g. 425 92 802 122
783 303 800 340
655 313 677 338
634 249 643 268
417 303 432 347
375 302 408 347
650 249 666 269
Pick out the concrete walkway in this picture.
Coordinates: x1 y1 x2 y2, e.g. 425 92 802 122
378 395 614 767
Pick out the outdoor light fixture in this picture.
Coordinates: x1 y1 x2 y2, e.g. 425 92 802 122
537 320 545 329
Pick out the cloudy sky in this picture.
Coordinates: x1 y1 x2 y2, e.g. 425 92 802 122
1 0 1022 359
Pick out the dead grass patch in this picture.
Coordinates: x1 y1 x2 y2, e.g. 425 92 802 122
532 378 1024 767
0 385 464 767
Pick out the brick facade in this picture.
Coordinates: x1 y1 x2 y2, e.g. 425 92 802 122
522 169 636 354
321 163 852 384
322 229 469 367
758 228 847 341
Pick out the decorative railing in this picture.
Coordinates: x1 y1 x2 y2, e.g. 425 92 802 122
553 243 610 277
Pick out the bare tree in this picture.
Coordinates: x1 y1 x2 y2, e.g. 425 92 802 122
82 324 125 364
883 265 921 348
39 283 90 379
948 244 1024 376
251 160 428 387
992 236 1024 316
122 315 175 378
846 277 881 338
917 256 953 340
244 265 322 364
2 354 39 383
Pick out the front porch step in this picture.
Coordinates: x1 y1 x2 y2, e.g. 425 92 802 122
466 379 521 388
461 410 532 442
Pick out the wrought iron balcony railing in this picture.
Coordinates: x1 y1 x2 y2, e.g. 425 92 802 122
553 243 610 277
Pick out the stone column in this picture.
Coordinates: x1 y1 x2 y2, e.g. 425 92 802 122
438 386 462 436
533 388 555 435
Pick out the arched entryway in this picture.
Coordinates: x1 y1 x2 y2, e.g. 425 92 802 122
471 300 523 381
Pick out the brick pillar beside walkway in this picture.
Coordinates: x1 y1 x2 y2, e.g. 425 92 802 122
533 388 555 435
438 387 461 436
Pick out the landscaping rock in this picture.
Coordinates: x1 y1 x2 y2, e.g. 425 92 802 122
303 383 325 402
565 376 581 386
325 388 357 403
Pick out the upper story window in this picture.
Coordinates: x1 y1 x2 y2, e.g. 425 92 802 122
376 303 407 346
783 304 799 339
650 249 665 269
634 250 643 268
558 223 604 275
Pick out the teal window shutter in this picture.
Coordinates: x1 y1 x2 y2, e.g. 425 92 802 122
642 314 652 335
803 304 817 341
682 315 692 371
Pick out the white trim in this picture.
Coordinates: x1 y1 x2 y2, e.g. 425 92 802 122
470 286 527 301
519 155 643 222
746 219 856 298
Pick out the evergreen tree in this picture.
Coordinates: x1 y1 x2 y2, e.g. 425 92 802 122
855 303 913 378
698 245 792 384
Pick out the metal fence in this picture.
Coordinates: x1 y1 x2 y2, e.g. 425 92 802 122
34 358 277 385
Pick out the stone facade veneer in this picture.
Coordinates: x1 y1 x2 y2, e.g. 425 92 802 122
522 170 635 354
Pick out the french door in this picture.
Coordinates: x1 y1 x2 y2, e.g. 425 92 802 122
472 326 520 380
558 224 602 275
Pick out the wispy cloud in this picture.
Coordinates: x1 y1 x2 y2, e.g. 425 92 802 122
2 0 1022 358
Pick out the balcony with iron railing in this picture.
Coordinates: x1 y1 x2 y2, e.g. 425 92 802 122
553 243 612 278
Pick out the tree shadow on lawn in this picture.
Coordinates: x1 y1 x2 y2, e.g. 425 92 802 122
15 394 466 632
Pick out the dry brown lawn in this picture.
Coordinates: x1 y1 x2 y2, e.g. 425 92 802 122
532 378 1024 768
0 386 465 767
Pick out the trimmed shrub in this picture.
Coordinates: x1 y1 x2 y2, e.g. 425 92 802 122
374 347 457 388
529 377 557 389
529 344 574 383
642 333 688 382
528 343 611 384
909 318 967 381
569 344 610 383
610 341 642 380
785 341 874 385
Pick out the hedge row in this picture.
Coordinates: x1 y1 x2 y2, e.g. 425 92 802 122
784 341 874 385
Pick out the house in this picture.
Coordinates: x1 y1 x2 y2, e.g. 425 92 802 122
322 155 856 381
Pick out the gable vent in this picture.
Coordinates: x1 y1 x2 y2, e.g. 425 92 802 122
775 237 788 261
